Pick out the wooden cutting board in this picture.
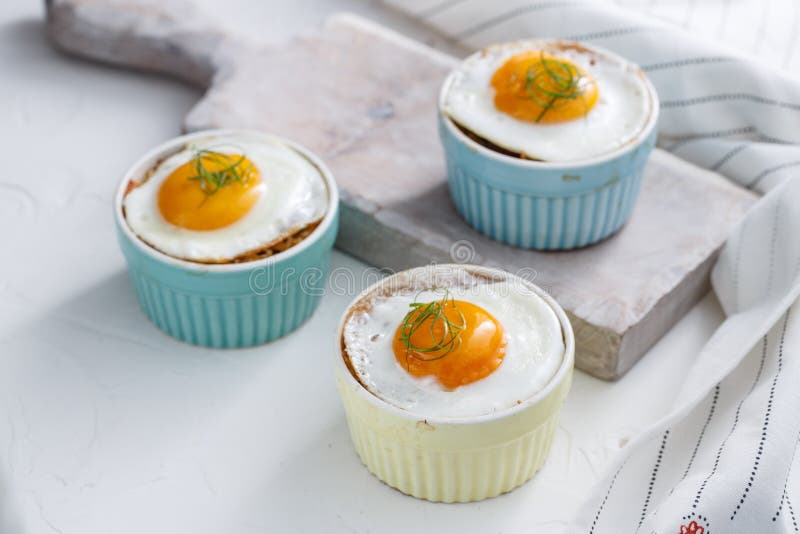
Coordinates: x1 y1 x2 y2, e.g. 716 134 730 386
45 1 756 380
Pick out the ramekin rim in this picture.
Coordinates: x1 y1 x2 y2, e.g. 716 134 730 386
114 128 339 273
335 263 576 427
437 38 660 170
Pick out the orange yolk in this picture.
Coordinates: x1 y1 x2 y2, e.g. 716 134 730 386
393 299 506 389
490 50 598 124
158 153 263 231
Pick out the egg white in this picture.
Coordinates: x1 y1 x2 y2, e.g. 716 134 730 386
124 133 328 262
443 40 653 162
343 279 565 418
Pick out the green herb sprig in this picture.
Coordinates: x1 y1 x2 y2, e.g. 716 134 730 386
398 289 466 369
524 51 592 122
187 148 252 197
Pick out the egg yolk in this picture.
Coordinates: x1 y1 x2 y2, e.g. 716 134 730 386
393 299 506 389
490 50 598 123
158 152 263 231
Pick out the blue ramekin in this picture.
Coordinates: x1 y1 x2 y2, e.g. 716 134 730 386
439 42 659 250
114 129 339 348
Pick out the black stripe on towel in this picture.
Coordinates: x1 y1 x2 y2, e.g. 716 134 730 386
692 336 769 510
641 56 733 72
454 2 584 39
790 491 800 532
745 160 800 190
710 143 748 172
683 386 721 481
772 432 800 522
731 311 790 520
663 126 757 152
661 94 800 112
590 459 628 534
561 26 653 42
662 385 722 509
638 430 670 530
766 200 781 295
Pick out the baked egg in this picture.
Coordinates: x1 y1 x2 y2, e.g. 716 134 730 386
123 132 327 263
442 40 653 162
342 270 565 418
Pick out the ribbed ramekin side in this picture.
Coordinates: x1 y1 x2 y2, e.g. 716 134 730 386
341 399 561 502
125 253 329 347
336 371 568 503
446 162 646 250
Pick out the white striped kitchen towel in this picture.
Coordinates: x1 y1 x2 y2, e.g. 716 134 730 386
381 1 800 532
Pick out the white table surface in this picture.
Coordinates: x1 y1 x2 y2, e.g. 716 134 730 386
0 1 723 532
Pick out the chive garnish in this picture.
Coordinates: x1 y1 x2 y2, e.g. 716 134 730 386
398 289 466 369
524 51 592 122
186 147 252 197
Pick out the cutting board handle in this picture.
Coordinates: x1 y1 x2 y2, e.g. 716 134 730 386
45 0 233 86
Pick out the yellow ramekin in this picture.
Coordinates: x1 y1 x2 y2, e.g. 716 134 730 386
334 264 575 502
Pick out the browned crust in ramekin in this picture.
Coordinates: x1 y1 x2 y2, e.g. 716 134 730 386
452 120 538 160
208 219 321 264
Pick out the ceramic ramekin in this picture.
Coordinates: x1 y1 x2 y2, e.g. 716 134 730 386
335 264 574 502
114 129 339 348
439 41 659 250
